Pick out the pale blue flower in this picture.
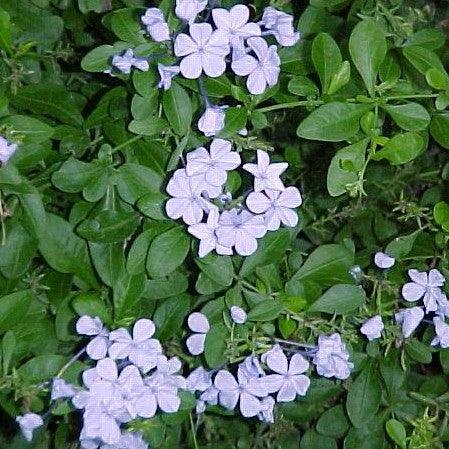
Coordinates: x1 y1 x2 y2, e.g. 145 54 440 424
262 345 310 402
239 355 264 378
157 64 180 90
141 8 170 42
243 150 288 192
214 367 268 417
186 366 213 392
230 305 247 324
260 7 300 47
175 0 207 23
16 413 43 442
374 252 395 269
197 385 219 413
395 306 424 338
402 269 445 313
108 319 162 372
197 105 227 137
51 378 77 400
186 312 210 355
257 396 275 423
312 333 353 380
431 317 449 348
231 37 280 95
174 23 230 79
76 316 109 360
0 135 17 165
112 49 149 74
360 315 384 341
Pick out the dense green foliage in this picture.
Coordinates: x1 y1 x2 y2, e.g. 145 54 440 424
1 0 449 448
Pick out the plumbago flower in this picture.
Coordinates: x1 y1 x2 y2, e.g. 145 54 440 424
260 7 300 47
431 317 449 348
157 64 180 90
141 8 170 42
16 414 43 442
395 306 425 338
0 135 18 165
186 312 210 355
166 141 302 257
76 316 110 360
402 269 446 313
111 49 149 74
374 251 395 269
197 105 227 137
230 305 247 324
360 315 384 341
175 0 207 23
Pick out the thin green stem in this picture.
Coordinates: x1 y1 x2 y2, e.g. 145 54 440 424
112 135 143 153
0 190 6 246
257 100 324 113
190 412 200 449
384 93 439 101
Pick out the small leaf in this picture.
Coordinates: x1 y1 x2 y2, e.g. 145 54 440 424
247 299 283 322
308 284 366 314
162 82 192 136
312 33 342 93
204 324 228 368
383 103 431 131
430 113 449 149
372 132 424 165
386 419 407 449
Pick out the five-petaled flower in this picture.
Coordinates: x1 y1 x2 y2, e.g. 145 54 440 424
174 23 230 79
360 315 384 341
111 49 149 74
141 8 170 42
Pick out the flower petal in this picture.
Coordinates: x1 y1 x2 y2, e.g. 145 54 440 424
188 312 210 333
133 319 155 342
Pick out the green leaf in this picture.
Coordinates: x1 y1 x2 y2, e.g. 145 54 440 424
383 103 430 131
349 19 387 95
247 299 283 322
0 291 33 333
0 222 37 279
346 363 382 428
137 192 167 220
308 284 366 314
426 68 449 90
297 103 372 142
108 8 147 45
127 230 154 275
372 132 424 165
196 255 234 287
89 242 126 286
287 76 319 97
430 113 449 149
218 106 248 139
316 405 349 438
403 45 448 76
153 295 190 340
11 84 83 127
0 7 12 54
52 158 106 193
143 272 189 300
2 331 15 376
385 231 420 259
385 419 407 449
240 229 291 278
0 115 53 144
81 44 127 72
116 163 163 204
434 202 449 232
406 28 446 50
128 118 168 136
113 271 146 319
147 227 190 278
72 291 111 324
312 33 342 93
162 82 192 136
405 338 432 364
327 139 368 197
38 213 98 288
328 61 351 95
204 323 228 368
300 430 337 449
18 355 66 384
290 244 354 286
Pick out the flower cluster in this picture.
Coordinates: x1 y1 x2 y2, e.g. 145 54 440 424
165 140 302 257
395 268 449 345
0 135 17 165
16 311 354 444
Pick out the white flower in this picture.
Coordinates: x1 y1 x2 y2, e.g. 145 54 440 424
395 306 424 338
175 0 207 23
243 150 288 192
231 37 280 94
402 269 445 313
165 168 218 225
157 64 180 90
186 139 240 187
431 317 449 348
198 105 227 137
262 345 310 402
112 49 149 74
186 312 210 355
0 136 17 165
76 316 110 360
230 305 247 324
313 333 353 380
216 208 267 256
374 252 395 269
212 5 261 49
188 208 233 257
108 319 162 372
246 186 301 231
261 7 300 47
360 315 384 341
214 367 268 417
141 8 170 42
16 413 43 442
174 23 230 79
